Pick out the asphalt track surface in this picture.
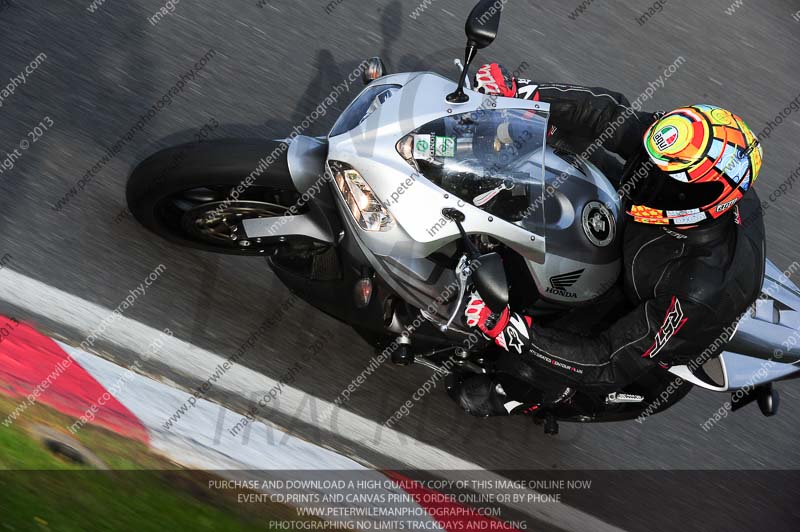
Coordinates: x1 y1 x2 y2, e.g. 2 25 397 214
1 1 799 530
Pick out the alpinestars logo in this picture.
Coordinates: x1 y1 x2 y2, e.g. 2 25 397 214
546 269 584 298
504 326 525 354
496 314 530 354
643 297 688 359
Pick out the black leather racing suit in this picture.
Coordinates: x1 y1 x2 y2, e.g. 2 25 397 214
500 81 767 395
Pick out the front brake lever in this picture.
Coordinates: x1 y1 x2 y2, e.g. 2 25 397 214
440 254 472 332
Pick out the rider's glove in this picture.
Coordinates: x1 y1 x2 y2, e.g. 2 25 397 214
464 292 532 354
473 63 517 97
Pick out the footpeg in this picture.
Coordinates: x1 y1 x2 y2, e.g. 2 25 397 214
390 336 414 366
758 387 779 417
544 414 559 435
731 383 779 417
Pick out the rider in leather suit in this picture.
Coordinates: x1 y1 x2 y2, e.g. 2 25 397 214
452 64 766 416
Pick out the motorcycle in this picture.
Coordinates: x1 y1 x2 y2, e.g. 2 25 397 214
126 0 800 433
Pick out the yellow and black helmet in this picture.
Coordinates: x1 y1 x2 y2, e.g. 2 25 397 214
629 105 762 226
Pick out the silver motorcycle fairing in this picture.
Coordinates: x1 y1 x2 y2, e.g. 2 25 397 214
325 73 548 323
329 72 549 262
325 72 624 320
669 258 800 391
241 135 338 245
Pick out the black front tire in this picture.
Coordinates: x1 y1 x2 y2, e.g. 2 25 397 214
126 139 321 256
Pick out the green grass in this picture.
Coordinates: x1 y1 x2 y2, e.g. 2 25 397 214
0 395 341 531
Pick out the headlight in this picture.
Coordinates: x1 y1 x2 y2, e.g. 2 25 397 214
329 161 394 232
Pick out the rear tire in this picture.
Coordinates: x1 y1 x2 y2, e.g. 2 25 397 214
126 139 324 256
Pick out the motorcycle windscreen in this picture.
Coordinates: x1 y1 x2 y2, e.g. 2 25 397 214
330 84 402 137
399 107 548 242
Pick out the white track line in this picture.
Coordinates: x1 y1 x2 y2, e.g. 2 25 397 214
0 268 628 532
59 343 440 532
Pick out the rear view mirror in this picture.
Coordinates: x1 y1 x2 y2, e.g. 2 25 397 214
447 0 505 103
361 57 386 85
465 0 503 49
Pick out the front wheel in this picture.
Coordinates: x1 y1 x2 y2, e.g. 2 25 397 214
126 139 326 256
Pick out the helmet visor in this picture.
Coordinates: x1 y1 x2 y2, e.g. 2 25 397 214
629 158 725 211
